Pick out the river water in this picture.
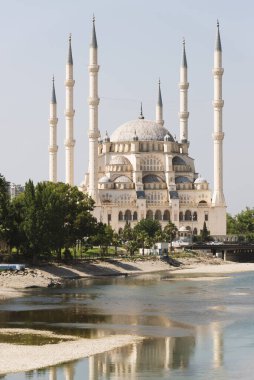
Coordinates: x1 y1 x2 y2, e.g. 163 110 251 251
1 271 254 379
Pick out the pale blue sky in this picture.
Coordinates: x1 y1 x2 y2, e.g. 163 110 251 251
0 0 253 215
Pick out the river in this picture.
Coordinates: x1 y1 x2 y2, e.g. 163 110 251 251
1 271 254 379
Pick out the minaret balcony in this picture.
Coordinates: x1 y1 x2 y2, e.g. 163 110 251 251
88 97 100 106
213 68 224 76
88 64 100 72
65 79 75 87
178 111 189 119
213 100 224 108
212 132 224 141
64 139 75 148
48 146 58 153
179 82 189 90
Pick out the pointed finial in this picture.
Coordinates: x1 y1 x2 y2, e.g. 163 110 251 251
181 37 187 68
91 14 98 48
67 33 73 65
51 75 57 104
215 20 222 51
139 102 144 119
157 79 163 107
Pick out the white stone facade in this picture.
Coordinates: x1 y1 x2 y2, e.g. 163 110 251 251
81 21 226 237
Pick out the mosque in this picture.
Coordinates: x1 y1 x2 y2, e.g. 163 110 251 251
48 20 226 237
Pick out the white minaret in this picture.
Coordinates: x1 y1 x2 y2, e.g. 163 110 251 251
212 22 225 206
179 39 189 142
65 34 75 186
156 80 164 126
49 76 58 183
88 17 100 201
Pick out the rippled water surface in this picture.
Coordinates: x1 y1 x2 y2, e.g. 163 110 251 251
2 271 254 379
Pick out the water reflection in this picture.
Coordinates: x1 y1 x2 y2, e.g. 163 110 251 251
3 272 254 379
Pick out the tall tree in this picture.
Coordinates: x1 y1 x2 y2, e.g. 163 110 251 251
0 174 10 246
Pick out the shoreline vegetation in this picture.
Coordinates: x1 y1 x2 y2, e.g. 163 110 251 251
1 254 254 375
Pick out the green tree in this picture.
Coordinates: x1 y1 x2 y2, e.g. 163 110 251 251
162 221 178 253
88 223 114 254
200 221 210 242
0 174 11 246
11 181 96 262
134 219 162 242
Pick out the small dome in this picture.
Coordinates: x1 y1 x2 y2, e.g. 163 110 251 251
109 156 131 165
164 133 171 142
114 175 132 183
111 119 174 142
99 176 111 183
104 131 110 142
194 177 207 184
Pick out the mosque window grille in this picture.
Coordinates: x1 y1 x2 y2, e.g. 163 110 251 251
140 157 163 171
146 192 164 205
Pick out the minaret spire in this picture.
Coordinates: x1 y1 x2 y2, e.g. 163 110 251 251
156 79 164 126
212 21 225 207
179 38 189 143
88 16 100 201
49 76 58 183
139 102 144 119
65 33 75 186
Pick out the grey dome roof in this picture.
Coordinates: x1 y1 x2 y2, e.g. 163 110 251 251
98 176 111 183
143 174 163 183
172 156 186 165
110 119 174 142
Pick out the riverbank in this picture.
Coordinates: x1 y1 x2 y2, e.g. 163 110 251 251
1 255 254 299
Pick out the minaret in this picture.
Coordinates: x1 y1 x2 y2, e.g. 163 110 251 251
156 80 164 126
88 16 100 201
212 21 225 206
48 76 58 183
65 34 75 186
179 39 189 142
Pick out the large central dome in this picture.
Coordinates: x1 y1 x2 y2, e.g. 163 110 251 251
110 119 174 142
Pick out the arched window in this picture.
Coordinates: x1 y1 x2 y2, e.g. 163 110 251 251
198 200 208 206
118 228 123 234
193 228 198 235
163 210 170 221
133 211 138 221
125 210 132 221
185 210 192 221
179 212 184 221
155 210 162 220
146 210 153 219
193 211 197 221
118 211 123 221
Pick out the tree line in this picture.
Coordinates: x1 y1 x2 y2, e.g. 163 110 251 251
0 174 178 262
227 208 254 241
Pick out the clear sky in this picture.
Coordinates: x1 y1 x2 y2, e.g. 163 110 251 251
0 0 253 215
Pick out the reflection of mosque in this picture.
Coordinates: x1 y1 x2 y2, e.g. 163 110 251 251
49 363 75 380
88 336 195 379
44 322 224 379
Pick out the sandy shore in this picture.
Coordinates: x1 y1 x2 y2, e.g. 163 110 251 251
1 256 254 299
0 328 142 375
